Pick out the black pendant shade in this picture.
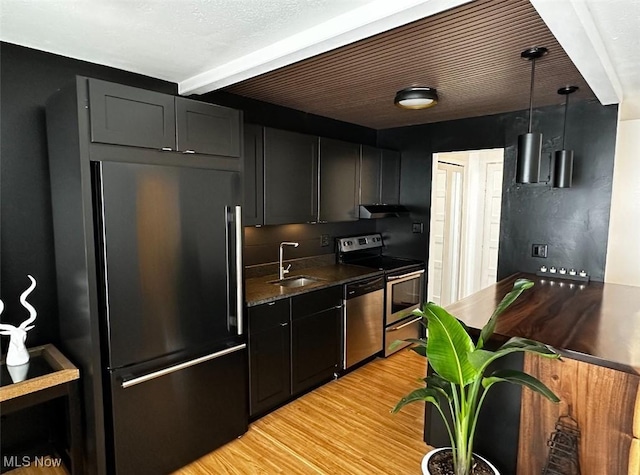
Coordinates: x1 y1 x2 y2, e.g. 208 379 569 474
516 46 548 184
553 85 578 188
554 149 573 188
517 132 542 183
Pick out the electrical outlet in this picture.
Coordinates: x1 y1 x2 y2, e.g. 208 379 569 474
320 234 330 247
532 244 548 258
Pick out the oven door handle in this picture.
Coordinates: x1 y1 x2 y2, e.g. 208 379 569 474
389 316 422 331
387 269 425 281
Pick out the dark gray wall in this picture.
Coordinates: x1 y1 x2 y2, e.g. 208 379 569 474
377 99 618 281
0 42 177 352
0 43 177 459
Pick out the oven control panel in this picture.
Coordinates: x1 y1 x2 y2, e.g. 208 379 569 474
337 233 383 253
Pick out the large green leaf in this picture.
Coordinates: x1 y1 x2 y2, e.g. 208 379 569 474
477 279 534 349
468 336 559 371
482 369 560 402
423 374 453 401
392 387 442 413
421 303 478 386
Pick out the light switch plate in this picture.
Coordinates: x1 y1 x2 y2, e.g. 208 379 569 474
532 244 548 258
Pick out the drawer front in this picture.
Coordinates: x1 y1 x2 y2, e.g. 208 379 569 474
248 299 290 334
291 286 341 319
384 315 422 356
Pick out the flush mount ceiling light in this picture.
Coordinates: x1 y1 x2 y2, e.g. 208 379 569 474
394 87 438 110
516 46 548 184
554 85 579 188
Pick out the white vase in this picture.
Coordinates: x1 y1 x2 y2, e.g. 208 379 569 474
421 447 500 475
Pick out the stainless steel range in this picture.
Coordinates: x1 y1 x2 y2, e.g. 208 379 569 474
337 233 425 356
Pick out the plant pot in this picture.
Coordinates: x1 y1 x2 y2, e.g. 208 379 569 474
421 447 500 475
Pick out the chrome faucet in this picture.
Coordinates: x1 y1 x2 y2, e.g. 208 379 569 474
279 242 299 280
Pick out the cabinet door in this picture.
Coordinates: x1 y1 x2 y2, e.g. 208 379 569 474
264 128 318 225
360 145 382 205
319 138 360 222
291 287 341 396
381 149 401 204
248 300 291 417
175 98 241 157
243 124 264 226
88 79 176 150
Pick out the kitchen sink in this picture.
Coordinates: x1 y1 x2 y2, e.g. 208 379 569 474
269 276 323 288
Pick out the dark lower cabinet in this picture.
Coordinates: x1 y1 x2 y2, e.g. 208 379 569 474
247 286 342 417
248 299 291 417
291 287 341 396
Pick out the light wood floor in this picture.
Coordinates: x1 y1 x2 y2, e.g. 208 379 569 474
175 348 430 475
6 349 428 475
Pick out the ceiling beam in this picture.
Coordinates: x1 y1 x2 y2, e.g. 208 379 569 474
179 0 471 96
530 0 622 106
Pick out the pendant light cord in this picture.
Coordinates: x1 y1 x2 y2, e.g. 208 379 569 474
528 58 536 133
562 94 569 149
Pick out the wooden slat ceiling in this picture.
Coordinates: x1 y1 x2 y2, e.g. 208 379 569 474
223 0 596 130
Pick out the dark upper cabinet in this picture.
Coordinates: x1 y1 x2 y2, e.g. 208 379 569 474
381 148 401 205
243 124 264 226
88 79 241 157
248 299 291 417
290 287 341 396
359 145 401 206
263 128 318 225
89 78 176 150
360 145 382 205
319 138 360 222
175 97 241 157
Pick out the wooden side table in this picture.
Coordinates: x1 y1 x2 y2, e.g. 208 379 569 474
1 344 82 474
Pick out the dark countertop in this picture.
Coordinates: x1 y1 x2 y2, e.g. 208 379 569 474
244 264 383 307
445 272 640 375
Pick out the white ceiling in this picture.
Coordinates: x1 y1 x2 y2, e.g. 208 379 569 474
1 0 638 121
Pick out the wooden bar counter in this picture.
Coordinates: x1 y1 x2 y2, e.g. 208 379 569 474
442 273 640 475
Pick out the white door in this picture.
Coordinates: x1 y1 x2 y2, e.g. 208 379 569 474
428 149 504 307
480 161 503 288
428 161 465 307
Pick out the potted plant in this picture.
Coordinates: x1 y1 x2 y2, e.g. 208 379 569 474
392 278 560 475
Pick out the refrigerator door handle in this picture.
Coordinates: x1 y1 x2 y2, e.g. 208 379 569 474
121 343 247 389
234 205 243 336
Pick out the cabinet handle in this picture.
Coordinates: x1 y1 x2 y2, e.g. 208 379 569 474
389 316 422 331
183 150 196 154
160 147 173 151
333 305 343 310
121 344 246 389
280 322 289 327
267 302 276 306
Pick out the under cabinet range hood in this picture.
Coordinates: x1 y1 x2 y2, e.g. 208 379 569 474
359 204 410 219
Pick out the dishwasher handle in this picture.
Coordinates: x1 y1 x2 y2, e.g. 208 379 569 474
345 276 385 299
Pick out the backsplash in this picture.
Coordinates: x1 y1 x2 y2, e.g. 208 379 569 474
244 254 335 279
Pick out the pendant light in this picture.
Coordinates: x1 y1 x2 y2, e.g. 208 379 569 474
394 87 438 109
554 86 578 188
517 46 548 184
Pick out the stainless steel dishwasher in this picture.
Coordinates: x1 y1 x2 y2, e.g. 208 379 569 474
343 275 385 370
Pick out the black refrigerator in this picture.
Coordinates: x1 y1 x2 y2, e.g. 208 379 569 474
94 161 247 474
